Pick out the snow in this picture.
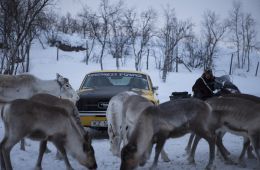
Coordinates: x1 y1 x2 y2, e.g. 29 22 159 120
56 33 86 47
1 41 260 170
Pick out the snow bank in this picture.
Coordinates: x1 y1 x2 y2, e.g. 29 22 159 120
0 41 259 170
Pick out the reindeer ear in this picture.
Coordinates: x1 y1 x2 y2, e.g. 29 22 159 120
56 73 67 85
64 77 69 83
56 73 61 79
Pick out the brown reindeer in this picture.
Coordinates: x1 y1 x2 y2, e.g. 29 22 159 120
29 93 86 167
188 93 260 167
219 94 260 161
189 96 260 169
0 99 97 170
121 98 222 170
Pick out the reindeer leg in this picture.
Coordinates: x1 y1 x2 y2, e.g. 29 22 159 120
188 134 201 164
1 137 17 170
35 141 47 170
0 138 7 170
216 131 230 157
238 138 250 168
247 145 256 159
0 150 5 170
204 135 216 170
20 139 25 151
185 133 195 154
55 150 63 160
151 138 166 170
2 147 12 170
160 148 170 162
215 134 234 165
249 134 260 169
44 146 51 154
53 141 73 170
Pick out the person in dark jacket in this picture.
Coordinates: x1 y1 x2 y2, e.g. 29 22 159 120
192 69 215 100
187 69 216 154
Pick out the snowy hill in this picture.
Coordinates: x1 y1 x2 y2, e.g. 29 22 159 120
29 41 260 100
0 40 260 170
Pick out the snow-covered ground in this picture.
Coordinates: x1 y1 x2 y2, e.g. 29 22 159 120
0 42 260 170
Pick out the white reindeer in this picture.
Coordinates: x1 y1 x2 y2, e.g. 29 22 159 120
106 91 136 156
0 73 79 104
106 91 170 162
0 73 79 151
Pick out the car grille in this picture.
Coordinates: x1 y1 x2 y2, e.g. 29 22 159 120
76 99 109 114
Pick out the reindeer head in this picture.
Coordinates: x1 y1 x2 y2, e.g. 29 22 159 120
120 143 138 170
56 73 79 103
78 133 97 170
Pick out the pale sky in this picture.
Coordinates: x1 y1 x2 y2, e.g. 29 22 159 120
56 0 260 39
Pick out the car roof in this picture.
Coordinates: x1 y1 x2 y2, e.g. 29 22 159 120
86 70 150 77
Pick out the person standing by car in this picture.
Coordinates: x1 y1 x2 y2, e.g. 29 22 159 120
185 69 216 153
192 69 215 100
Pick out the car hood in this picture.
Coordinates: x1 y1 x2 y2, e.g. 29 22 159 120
78 86 134 99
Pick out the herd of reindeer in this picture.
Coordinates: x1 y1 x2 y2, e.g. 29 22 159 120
0 73 260 170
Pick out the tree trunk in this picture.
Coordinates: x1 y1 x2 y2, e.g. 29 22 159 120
56 47 59 61
146 49 149 70
99 43 105 70
247 48 250 72
162 55 170 82
116 56 119 70
229 53 234 75
176 56 178 72
175 45 179 72
0 54 5 74
85 41 89 65
255 62 259 77
26 44 30 72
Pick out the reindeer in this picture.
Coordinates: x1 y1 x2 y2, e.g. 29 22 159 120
0 73 79 151
185 75 240 154
106 91 137 157
0 99 97 170
121 98 222 170
29 93 83 161
0 73 79 104
106 92 170 163
217 93 260 162
30 93 81 126
188 94 260 167
188 96 260 169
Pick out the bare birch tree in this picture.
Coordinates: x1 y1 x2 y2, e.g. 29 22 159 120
158 8 192 82
243 13 257 72
88 0 123 70
78 8 96 65
183 36 204 69
0 0 52 74
228 1 243 68
201 10 227 69
108 9 131 69
126 8 157 71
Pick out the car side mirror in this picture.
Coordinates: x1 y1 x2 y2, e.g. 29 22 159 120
152 86 158 91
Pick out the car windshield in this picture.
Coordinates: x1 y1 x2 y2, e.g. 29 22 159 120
82 72 150 90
